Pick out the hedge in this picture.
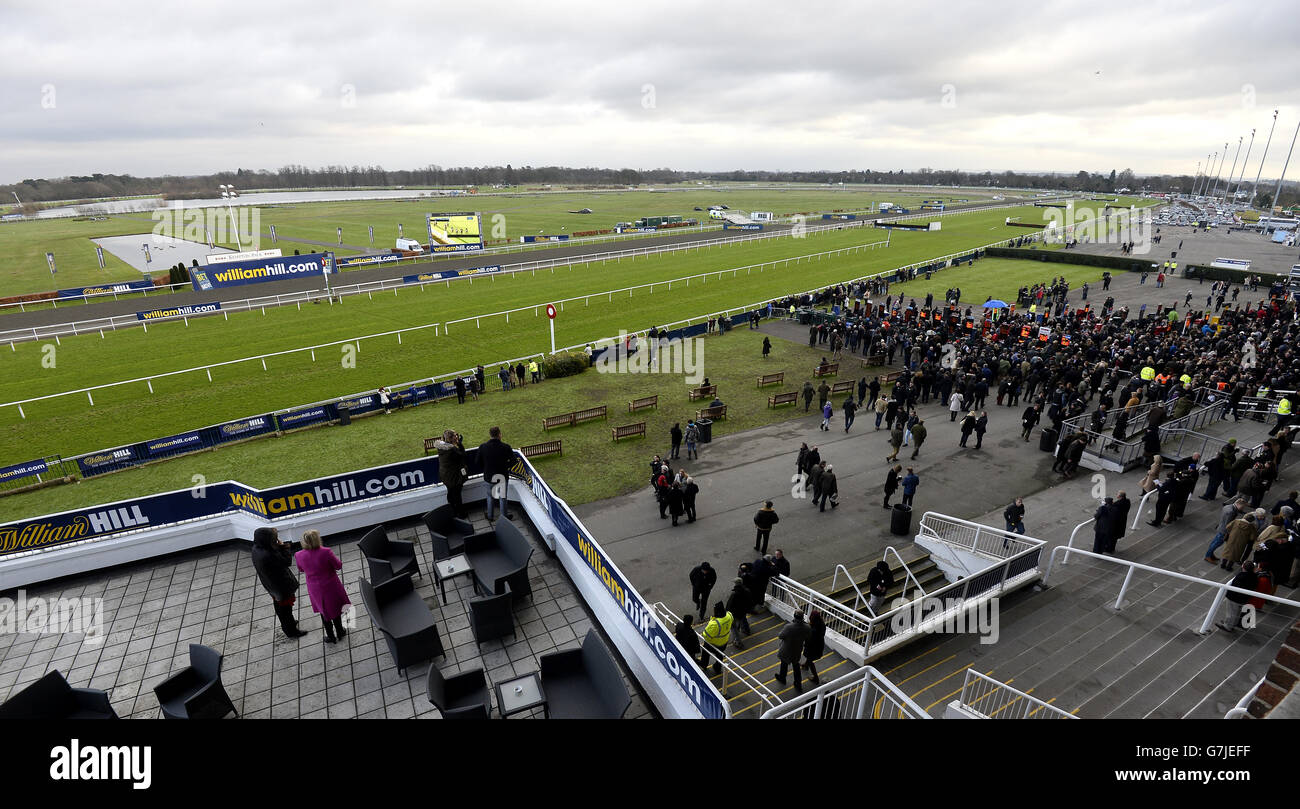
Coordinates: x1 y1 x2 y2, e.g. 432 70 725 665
541 352 588 379
984 247 1162 274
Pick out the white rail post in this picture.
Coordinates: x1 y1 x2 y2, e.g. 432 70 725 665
1114 566 1136 610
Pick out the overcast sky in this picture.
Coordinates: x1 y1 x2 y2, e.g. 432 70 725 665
3 0 1298 183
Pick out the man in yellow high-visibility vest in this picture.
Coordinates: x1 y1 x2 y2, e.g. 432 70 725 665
1277 396 1294 433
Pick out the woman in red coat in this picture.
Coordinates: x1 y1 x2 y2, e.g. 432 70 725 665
294 530 351 643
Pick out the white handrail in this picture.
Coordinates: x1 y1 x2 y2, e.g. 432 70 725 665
1132 488 1156 530
884 545 927 598
1224 676 1266 719
1041 544 1300 634
829 564 872 614
652 602 782 710
1061 517 1095 566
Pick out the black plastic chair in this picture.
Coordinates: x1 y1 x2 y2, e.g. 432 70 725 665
358 525 420 584
153 644 239 719
425 666 491 719
0 670 117 719
469 591 517 647
539 630 631 719
423 505 475 560
359 574 445 675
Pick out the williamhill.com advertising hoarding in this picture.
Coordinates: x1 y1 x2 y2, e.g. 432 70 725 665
189 252 334 291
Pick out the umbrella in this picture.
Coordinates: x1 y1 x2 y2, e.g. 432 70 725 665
982 300 1009 309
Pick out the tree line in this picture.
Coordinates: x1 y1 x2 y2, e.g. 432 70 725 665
3 164 1295 209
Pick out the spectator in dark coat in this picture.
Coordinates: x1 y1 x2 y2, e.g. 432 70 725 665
750 556 776 606
1108 491 1131 552
689 562 716 619
434 430 468 518
802 610 827 686
682 474 699 523
251 527 306 639
675 614 705 665
754 501 780 553
1091 498 1114 554
883 464 902 508
666 483 685 526
669 423 683 460
476 426 515 521
775 610 812 693
1217 563 1259 631
771 549 791 579
725 578 751 649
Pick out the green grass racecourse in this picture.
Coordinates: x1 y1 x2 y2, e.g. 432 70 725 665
0 200 1153 469
0 185 1046 296
0 253 1124 521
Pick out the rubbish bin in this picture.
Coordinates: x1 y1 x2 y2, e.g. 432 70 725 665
336 404 351 426
1038 426 1058 452
890 503 912 536
696 418 713 444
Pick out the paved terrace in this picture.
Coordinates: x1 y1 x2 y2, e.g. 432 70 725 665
0 511 654 719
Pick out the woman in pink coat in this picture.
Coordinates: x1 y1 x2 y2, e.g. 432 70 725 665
294 530 351 643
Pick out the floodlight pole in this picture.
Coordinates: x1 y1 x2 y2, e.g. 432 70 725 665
1232 129 1256 202
1222 137 1243 203
1209 143 1228 199
1267 116 1300 217
1249 111 1279 208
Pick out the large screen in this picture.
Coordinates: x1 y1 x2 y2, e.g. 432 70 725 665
427 212 484 252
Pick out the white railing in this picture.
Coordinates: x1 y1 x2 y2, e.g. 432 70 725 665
766 575 875 650
2 216 1091 471
829 564 873 615
915 512 1041 563
884 545 927 598
0 219 874 339
1041 545 1300 634
1062 517 1096 565
1225 677 1266 719
760 664 931 719
952 670 1076 719
651 603 781 712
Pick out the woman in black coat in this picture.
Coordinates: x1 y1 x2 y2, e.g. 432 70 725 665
667 483 685 526
670 423 683 460
435 430 468 517
251 527 306 639
802 610 827 685
675 615 704 665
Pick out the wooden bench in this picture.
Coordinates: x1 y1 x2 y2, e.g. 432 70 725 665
879 371 902 387
865 352 886 365
542 413 575 431
688 384 717 401
423 437 438 455
628 395 658 413
756 372 785 387
813 363 839 377
768 392 798 408
520 440 563 459
612 422 647 441
830 380 854 395
573 405 607 425
696 405 728 421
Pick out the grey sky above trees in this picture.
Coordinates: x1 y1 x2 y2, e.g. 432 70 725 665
2 0 1296 184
